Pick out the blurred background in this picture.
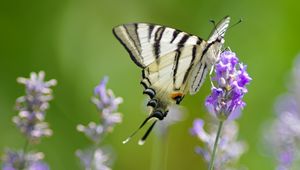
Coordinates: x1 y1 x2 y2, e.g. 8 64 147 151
1 0 300 169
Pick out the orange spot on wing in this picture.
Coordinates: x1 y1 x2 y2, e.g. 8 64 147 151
170 92 184 100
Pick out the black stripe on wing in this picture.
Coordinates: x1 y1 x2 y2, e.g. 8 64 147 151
113 26 145 68
182 46 197 84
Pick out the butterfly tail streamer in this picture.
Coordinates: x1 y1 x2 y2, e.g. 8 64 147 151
138 120 158 145
122 111 161 144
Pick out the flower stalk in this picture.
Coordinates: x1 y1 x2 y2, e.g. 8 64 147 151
208 120 223 170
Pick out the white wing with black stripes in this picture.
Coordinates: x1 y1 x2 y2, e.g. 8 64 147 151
113 16 230 144
189 16 231 94
113 23 203 68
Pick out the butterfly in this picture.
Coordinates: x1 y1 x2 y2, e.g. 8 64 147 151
113 16 230 144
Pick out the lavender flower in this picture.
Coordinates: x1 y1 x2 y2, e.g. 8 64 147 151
2 149 49 170
77 122 104 144
13 71 56 142
264 56 300 170
205 51 251 120
1 71 55 170
265 95 300 170
191 119 247 170
91 76 123 132
77 77 122 170
196 51 251 170
76 148 111 170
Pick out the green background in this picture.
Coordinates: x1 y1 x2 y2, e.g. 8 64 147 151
1 0 299 169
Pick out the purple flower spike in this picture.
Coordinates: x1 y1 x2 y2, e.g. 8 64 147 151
91 77 123 132
264 55 300 169
93 76 122 114
77 122 104 144
2 149 49 170
76 148 111 170
76 77 123 170
13 71 56 143
205 51 251 120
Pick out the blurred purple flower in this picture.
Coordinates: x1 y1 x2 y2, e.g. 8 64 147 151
191 119 247 170
76 148 111 170
76 77 122 169
2 149 49 170
13 71 56 143
155 105 186 137
205 51 251 120
91 76 123 132
264 55 300 170
266 95 300 170
77 122 104 144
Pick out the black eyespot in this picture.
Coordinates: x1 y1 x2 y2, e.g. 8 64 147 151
143 88 156 98
147 99 157 108
153 110 164 120
174 96 183 104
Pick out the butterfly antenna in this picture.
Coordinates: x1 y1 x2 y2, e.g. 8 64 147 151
209 19 216 27
228 18 243 30
138 120 158 145
209 19 217 31
210 19 221 37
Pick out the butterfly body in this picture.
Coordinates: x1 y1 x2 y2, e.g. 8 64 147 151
113 16 230 144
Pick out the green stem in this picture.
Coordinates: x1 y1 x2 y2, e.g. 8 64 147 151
21 139 29 169
163 134 169 170
150 132 169 170
208 121 224 170
150 136 161 170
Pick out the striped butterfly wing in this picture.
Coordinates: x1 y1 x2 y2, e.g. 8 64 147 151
141 45 205 105
113 23 203 68
208 16 231 43
189 16 231 95
113 23 205 105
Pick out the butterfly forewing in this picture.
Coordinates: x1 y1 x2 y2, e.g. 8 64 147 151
208 16 230 43
113 23 203 68
189 61 208 95
189 16 230 95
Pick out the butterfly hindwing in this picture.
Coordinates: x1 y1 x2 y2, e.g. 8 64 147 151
141 45 199 104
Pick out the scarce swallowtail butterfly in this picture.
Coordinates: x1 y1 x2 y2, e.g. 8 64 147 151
113 16 230 145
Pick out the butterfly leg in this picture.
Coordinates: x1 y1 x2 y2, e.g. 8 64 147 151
223 46 231 52
209 65 216 88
